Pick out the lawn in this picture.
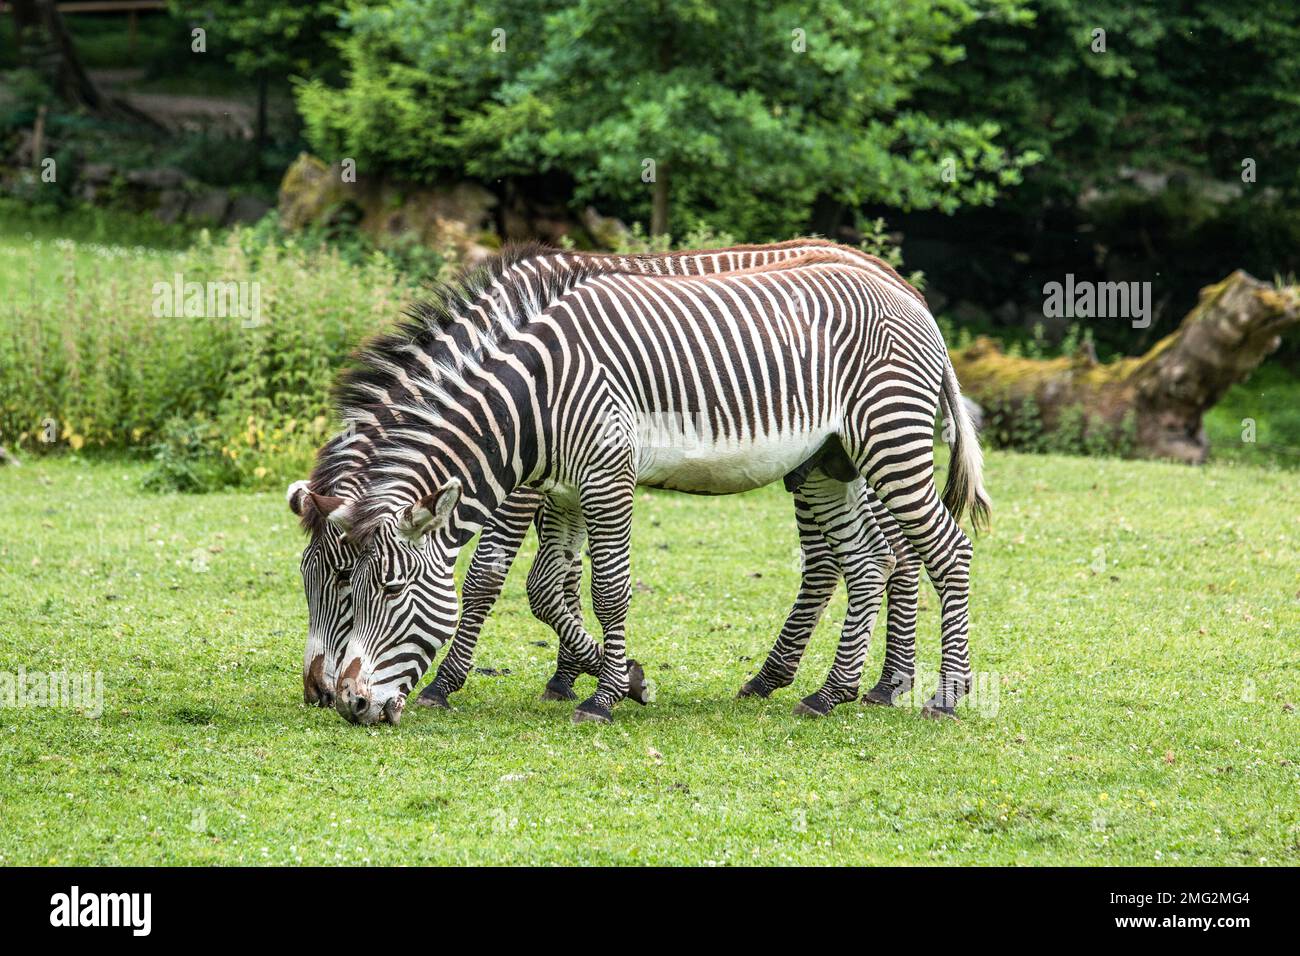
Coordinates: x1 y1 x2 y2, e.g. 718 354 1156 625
0 452 1296 865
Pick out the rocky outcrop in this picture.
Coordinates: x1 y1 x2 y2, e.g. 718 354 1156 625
71 163 270 226
278 153 499 265
277 153 348 231
277 153 635 263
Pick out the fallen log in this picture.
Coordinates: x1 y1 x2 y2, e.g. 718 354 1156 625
950 271 1300 463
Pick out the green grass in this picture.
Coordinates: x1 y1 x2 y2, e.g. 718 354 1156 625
1204 362 1300 469
0 197 202 255
0 453 1296 865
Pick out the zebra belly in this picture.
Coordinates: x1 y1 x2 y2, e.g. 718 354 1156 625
636 427 837 495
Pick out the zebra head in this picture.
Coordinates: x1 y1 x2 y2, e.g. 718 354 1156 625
331 480 463 726
287 480 359 708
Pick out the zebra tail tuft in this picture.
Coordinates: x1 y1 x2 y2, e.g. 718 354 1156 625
939 358 992 534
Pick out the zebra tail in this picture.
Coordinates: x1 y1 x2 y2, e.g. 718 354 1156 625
939 358 992 534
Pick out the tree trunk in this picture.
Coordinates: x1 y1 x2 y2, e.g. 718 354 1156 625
12 0 106 111
255 69 269 176
651 163 669 238
950 271 1300 463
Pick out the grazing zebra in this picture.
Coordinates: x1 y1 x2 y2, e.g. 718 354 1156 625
290 240 924 714
329 251 988 725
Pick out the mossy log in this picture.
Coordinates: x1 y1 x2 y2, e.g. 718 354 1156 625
949 271 1300 463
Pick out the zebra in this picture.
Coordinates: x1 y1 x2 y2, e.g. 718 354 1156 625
328 250 989 725
289 240 925 714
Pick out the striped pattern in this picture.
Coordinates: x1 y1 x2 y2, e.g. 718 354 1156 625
333 250 988 725
293 240 929 717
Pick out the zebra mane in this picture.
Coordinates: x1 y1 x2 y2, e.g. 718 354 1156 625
328 243 602 547
315 240 925 544
332 241 574 411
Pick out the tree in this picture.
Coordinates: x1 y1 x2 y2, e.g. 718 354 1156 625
906 0 1300 355
298 0 1040 239
951 272 1300 462
178 1 341 170
922 0 1300 205
10 0 107 112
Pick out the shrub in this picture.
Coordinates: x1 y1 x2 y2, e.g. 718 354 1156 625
0 223 418 490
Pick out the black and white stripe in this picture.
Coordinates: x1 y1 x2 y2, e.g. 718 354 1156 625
293 241 930 717
333 251 988 725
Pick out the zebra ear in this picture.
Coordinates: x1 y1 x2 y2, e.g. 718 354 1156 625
301 491 354 531
324 500 355 532
286 480 310 516
398 479 461 544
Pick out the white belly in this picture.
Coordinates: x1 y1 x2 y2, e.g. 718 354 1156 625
636 419 834 494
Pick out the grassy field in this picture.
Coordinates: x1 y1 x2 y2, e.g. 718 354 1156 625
0 452 1296 865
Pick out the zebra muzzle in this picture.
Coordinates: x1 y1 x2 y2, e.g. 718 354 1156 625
303 653 332 707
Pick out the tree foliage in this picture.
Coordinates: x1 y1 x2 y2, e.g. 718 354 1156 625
298 0 1038 237
175 0 341 81
922 0 1300 202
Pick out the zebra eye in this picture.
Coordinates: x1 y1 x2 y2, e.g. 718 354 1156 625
383 580 405 596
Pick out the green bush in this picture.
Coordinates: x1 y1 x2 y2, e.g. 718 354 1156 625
0 222 419 491
977 394 1137 459
141 416 241 493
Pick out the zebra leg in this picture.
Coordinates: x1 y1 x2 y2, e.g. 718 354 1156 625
738 489 840 698
539 515 599 694
861 491 921 706
843 422 974 718
573 472 637 724
791 474 895 717
416 489 541 709
528 503 603 702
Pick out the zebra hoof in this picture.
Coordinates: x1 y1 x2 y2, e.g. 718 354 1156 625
737 676 772 699
626 659 653 705
572 700 613 725
862 680 906 707
792 694 834 718
539 678 577 702
920 701 958 720
414 687 452 710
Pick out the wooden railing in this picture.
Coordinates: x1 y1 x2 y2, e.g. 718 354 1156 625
0 2 168 12
1 1 170 58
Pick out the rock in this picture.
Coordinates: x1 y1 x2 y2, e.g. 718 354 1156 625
225 194 272 226
154 189 189 224
75 163 118 203
360 180 498 260
187 189 231 224
502 193 585 246
581 206 631 249
80 163 116 184
277 152 350 231
0 446 20 467
528 216 575 245
278 152 501 265
501 204 532 242
127 167 189 190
